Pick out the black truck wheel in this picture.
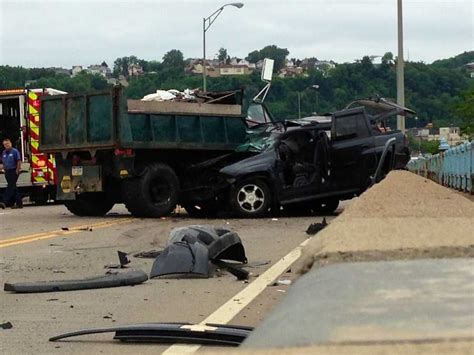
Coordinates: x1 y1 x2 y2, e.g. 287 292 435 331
229 178 271 218
315 199 339 215
64 192 115 216
123 163 179 218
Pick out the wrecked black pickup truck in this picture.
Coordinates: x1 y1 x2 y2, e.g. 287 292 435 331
181 98 413 218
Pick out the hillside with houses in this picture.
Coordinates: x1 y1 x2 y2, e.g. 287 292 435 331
0 48 472 143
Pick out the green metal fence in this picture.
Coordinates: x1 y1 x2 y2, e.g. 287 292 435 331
407 141 473 193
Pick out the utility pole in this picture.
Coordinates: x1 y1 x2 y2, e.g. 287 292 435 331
298 92 301 119
397 0 405 132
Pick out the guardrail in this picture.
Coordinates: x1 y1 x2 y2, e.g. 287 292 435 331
407 141 473 193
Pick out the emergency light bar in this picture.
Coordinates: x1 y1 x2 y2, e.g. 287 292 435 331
0 88 25 95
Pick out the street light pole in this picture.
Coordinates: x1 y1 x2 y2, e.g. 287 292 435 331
202 3 244 92
298 92 301 119
397 0 405 132
298 85 319 119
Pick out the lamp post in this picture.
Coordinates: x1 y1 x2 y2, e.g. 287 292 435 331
203 2 244 92
396 0 405 132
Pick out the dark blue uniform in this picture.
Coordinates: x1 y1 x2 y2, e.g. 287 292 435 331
1 148 22 207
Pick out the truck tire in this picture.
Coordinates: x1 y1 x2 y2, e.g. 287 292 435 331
315 199 339 215
64 192 115 216
123 163 179 218
229 178 271 218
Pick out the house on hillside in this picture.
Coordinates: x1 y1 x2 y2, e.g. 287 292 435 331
314 60 336 76
228 57 254 68
185 59 220 77
466 62 474 78
128 64 143 77
86 62 111 78
278 66 306 78
218 64 252 76
71 65 83 77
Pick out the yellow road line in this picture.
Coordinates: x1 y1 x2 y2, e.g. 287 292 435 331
163 238 311 354
0 218 134 248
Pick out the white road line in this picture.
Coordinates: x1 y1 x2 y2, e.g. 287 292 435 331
162 238 310 355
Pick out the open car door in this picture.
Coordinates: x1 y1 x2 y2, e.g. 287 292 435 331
330 107 377 191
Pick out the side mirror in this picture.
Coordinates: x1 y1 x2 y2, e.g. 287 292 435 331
253 58 274 103
261 58 274 82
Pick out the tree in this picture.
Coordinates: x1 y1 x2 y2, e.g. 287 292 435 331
162 50 184 71
382 52 394 65
147 60 162 73
217 48 228 63
246 50 260 64
113 56 138 77
454 89 474 139
246 45 289 72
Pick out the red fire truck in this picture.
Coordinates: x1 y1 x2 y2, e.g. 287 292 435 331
0 88 66 204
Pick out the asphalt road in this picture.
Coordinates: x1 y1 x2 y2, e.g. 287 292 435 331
0 203 338 354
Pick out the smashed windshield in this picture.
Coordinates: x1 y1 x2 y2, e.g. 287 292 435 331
246 103 268 125
235 125 281 152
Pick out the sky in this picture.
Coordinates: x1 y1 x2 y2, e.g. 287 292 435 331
0 0 472 68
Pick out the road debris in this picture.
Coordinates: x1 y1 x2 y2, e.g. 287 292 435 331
150 242 210 279
277 279 292 286
4 270 148 293
1 321 13 329
133 250 162 259
105 251 131 269
305 218 328 235
49 322 253 346
117 251 130 267
150 225 248 279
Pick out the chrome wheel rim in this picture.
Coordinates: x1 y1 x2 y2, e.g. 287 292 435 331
237 184 265 213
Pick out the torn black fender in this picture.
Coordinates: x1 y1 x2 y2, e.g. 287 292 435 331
49 322 253 346
4 270 148 293
149 242 209 278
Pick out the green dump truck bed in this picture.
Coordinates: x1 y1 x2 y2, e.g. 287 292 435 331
39 87 248 152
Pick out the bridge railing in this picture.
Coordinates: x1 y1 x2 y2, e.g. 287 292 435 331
407 141 473 193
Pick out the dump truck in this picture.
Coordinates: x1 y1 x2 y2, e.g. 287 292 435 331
39 86 276 217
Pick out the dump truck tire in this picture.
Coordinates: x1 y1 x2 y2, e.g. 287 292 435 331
64 193 115 216
123 163 179 218
229 178 271 218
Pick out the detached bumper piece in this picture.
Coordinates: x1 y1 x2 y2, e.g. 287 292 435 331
150 225 249 279
49 322 253 346
4 270 148 293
